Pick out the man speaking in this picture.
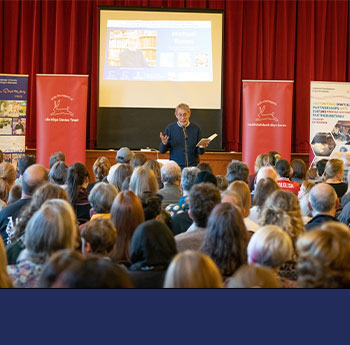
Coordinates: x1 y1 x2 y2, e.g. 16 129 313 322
159 103 208 169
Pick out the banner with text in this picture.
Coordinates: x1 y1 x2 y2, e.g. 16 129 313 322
0 74 28 169
36 75 88 167
310 82 350 174
242 80 293 172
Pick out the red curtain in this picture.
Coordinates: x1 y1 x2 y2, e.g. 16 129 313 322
1 0 350 153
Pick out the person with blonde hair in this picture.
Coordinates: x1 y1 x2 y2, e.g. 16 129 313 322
144 159 163 189
129 166 159 199
323 158 347 198
296 222 350 288
0 162 16 208
164 250 223 288
249 153 270 192
7 199 77 288
0 237 12 288
298 181 316 221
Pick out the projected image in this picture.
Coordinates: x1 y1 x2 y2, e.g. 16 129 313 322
104 20 213 82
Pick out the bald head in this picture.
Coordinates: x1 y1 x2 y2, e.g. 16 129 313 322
309 183 337 215
256 167 278 185
22 164 49 197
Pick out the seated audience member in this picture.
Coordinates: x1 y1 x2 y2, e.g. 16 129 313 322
67 162 91 224
15 155 36 186
221 190 243 210
225 265 280 288
7 199 77 288
53 256 133 288
322 158 347 199
316 158 328 182
0 162 16 209
291 159 307 186
166 167 199 217
298 181 316 222
216 175 228 192
109 163 133 192
141 191 162 221
158 160 182 208
268 151 281 167
87 182 118 221
249 153 269 192
121 176 131 191
144 159 163 189
116 147 133 164
247 225 296 288
81 218 117 257
49 151 65 169
228 180 259 232
49 161 68 186
131 153 148 168
226 160 249 185
37 249 84 288
163 250 223 288
306 183 340 231
6 183 69 265
8 184 21 204
87 156 111 192
275 159 300 195
175 183 221 252
255 166 278 185
296 222 350 288
128 220 177 288
197 162 213 174
110 190 145 266
129 166 159 199
307 166 318 183
0 164 48 244
249 177 280 224
171 170 217 235
0 237 12 288
201 203 248 279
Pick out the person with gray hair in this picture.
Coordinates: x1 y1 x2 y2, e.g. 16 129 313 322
166 166 199 217
49 151 65 169
7 199 77 288
158 160 182 208
226 160 249 184
306 183 340 231
247 225 296 287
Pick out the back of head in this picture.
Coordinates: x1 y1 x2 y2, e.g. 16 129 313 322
247 225 293 269
54 256 133 288
92 156 111 181
22 164 49 197
253 177 280 208
8 184 22 204
49 152 65 169
0 237 12 288
309 182 337 214
161 160 181 184
131 153 148 168
116 147 133 164
17 155 36 176
197 162 213 174
275 159 291 178
141 191 162 220
129 219 177 271
189 182 221 228
49 161 68 185
296 222 350 288
220 190 243 212
226 160 249 184
291 159 307 180
88 182 118 214
109 163 133 191
202 202 248 276
256 166 278 184
268 151 281 167
144 159 162 181
194 170 217 186
216 175 228 192
81 218 117 256
226 264 281 288
181 167 200 193
129 166 159 199
0 162 16 202
66 162 89 204
316 159 328 177
254 153 270 173
24 199 77 263
228 180 251 217
323 158 344 180
163 250 223 288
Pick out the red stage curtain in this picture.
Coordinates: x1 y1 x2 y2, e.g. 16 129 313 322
0 0 349 153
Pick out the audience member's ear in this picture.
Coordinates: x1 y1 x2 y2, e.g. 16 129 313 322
188 209 193 220
83 241 92 256
308 201 313 212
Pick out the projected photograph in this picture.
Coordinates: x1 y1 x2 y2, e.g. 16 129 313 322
104 20 213 82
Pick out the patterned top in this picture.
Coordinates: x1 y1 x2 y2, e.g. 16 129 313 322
166 196 188 217
7 259 42 288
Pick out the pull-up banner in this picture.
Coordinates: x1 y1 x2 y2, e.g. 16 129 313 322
0 74 28 169
36 75 88 167
242 80 293 172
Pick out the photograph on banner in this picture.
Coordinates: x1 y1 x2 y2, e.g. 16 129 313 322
0 136 25 153
0 100 26 117
310 81 350 182
0 118 13 135
13 117 26 135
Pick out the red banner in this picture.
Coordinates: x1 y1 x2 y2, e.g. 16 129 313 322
36 75 88 167
242 80 293 172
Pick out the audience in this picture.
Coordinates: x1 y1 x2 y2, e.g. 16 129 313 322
49 161 68 186
0 237 12 288
131 153 147 168
0 162 16 209
197 162 213 174
226 160 249 184
164 250 223 288
298 181 315 221
87 156 111 192
322 158 347 199
216 175 228 191
144 159 163 189
116 147 133 164
129 166 159 199
291 159 307 186
276 159 300 195
49 151 65 169
15 154 36 186
109 163 133 192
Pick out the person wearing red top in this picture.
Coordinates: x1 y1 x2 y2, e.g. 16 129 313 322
276 159 300 195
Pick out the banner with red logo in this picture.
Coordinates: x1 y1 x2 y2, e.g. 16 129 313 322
242 80 294 172
36 75 89 167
